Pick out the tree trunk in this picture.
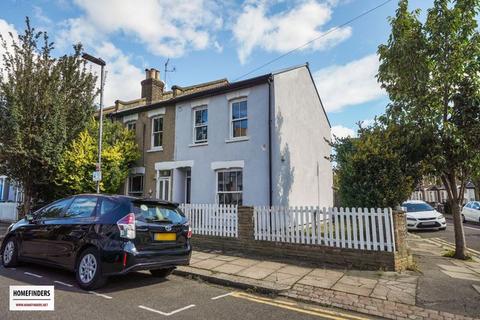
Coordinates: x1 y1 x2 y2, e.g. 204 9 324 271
474 178 480 201
21 185 33 217
443 173 468 260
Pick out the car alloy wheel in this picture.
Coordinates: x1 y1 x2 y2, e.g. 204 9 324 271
79 253 97 284
3 241 14 265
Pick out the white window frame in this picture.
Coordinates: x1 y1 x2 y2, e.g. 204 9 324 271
151 116 163 150
229 98 248 139
126 120 136 132
193 106 208 144
216 169 243 205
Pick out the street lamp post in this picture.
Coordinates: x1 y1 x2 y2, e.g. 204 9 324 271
82 53 106 194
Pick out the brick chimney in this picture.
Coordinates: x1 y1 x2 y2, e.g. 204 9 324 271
141 68 164 104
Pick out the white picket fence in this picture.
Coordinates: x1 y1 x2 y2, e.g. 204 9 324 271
180 204 238 238
254 207 395 252
0 202 19 222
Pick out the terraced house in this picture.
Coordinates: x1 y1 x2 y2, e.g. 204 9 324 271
105 65 333 208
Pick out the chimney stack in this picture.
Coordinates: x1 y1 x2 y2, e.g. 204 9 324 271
141 68 164 104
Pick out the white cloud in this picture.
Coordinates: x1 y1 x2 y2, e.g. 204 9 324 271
314 54 385 112
232 0 351 64
59 0 223 58
91 42 144 107
331 125 356 142
0 19 18 73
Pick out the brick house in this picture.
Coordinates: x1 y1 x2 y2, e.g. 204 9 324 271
105 64 333 208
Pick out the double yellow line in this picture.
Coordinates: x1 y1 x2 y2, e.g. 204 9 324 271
430 237 480 258
231 292 372 320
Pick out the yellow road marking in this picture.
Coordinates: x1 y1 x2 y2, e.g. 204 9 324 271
431 238 480 256
231 292 372 320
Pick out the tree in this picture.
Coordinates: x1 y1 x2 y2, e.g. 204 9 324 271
57 119 140 195
333 123 422 208
377 0 480 259
0 18 98 214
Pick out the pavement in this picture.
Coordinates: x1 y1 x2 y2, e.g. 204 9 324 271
180 251 418 305
409 233 480 317
0 263 377 320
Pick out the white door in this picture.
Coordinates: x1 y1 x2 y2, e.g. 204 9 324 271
157 177 171 201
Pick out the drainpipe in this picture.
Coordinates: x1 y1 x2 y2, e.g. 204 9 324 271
268 77 273 207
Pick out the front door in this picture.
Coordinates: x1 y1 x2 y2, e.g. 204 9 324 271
157 170 171 201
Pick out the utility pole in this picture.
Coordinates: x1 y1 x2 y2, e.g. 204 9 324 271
82 53 106 194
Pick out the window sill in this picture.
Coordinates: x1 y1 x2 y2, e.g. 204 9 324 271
189 142 208 147
225 136 250 143
147 147 163 153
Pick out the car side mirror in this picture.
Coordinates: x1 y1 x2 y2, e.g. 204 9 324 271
25 214 35 223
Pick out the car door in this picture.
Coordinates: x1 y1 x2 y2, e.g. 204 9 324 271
19 198 73 262
471 202 480 222
462 202 472 221
47 196 99 269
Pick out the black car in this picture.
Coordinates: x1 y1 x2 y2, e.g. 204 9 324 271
0 194 192 290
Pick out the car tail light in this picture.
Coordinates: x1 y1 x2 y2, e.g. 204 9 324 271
117 213 136 239
187 225 192 239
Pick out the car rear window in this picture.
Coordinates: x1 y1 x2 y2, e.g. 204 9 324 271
132 202 185 224
402 203 434 212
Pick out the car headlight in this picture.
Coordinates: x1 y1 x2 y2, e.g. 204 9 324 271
407 217 416 221
437 214 444 220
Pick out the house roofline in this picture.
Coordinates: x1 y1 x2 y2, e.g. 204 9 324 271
111 74 271 117
304 63 331 128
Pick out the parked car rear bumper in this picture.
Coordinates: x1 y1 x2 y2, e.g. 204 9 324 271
101 241 191 276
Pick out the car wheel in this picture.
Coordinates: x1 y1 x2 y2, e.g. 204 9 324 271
2 238 18 267
75 248 107 290
150 267 175 278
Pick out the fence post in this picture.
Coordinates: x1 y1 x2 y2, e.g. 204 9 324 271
392 210 410 270
238 206 254 241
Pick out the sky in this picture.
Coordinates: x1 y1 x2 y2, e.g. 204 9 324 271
0 0 434 139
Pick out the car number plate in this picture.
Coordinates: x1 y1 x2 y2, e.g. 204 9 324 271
154 233 176 241
422 222 436 226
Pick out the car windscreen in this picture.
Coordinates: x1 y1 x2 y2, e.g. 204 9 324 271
132 202 185 224
402 203 434 212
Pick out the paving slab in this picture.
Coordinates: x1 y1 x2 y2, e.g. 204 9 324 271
212 263 246 275
191 252 218 260
263 272 303 286
213 255 240 262
229 258 260 267
277 265 313 277
440 270 480 281
437 264 478 274
237 266 275 280
297 275 340 289
332 275 377 297
371 279 416 305
191 258 226 270
255 261 286 270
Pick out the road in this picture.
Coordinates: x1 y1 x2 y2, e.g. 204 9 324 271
411 216 480 252
0 263 376 320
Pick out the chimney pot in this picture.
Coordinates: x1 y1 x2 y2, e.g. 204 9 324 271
141 67 164 103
